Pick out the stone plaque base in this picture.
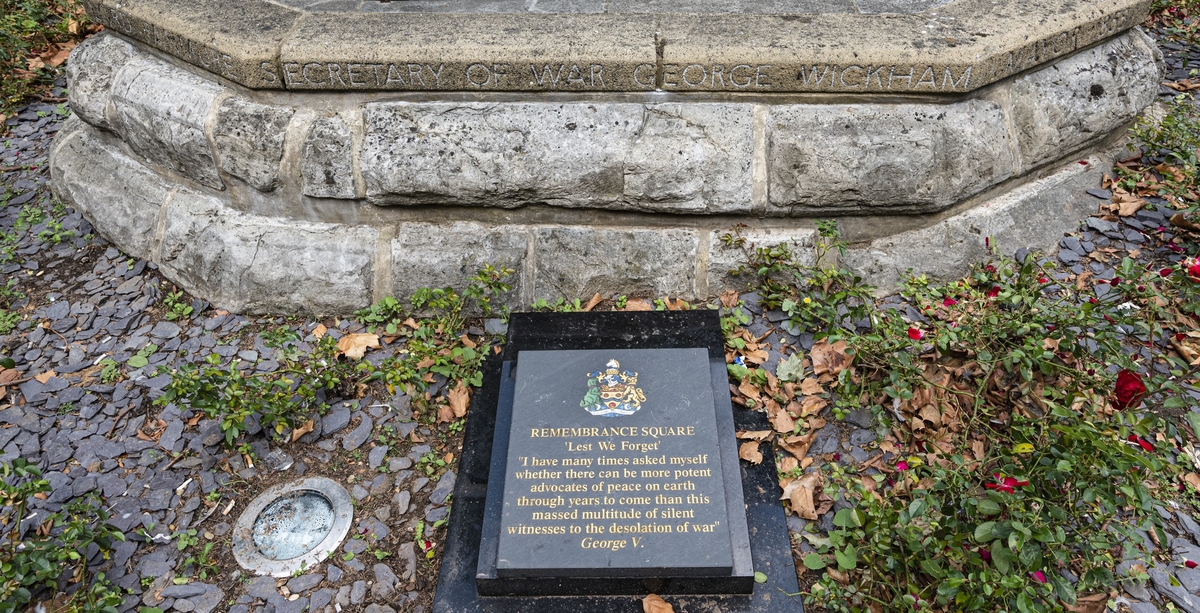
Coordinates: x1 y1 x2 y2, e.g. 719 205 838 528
432 311 802 612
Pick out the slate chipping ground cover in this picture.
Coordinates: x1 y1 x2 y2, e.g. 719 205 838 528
4 6 1200 613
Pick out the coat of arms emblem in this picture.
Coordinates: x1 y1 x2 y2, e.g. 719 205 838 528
581 359 646 417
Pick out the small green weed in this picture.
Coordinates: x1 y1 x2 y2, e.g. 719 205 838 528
0 459 125 613
162 291 193 321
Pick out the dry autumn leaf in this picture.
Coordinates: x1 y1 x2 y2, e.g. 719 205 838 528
582 293 603 311
738 440 763 464
448 382 471 419
800 377 824 396
291 418 315 442
771 410 796 434
337 333 380 360
811 339 851 376
779 431 818 462
642 594 674 613
1184 472 1200 492
34 370 56 384
312 323 327 339
622 299 654 312
719 290 740 309
0 368 17 385
781 472 823 519
736 430 774 441
48 41 77 67
1063 592 1112 613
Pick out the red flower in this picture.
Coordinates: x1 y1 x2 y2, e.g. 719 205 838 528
1188 258 1200 283
896 461 910 472
908 327 924 340
1038 276 1048 284
1111 277 1122 286
1030 570 1047 584
979 549 992 561
1128 434 1155 452
1187 560 1198 569
984 264 997 274
1161 268 1174 277
987 286 1001 298
1113 369 1147 410
984 473 1029 494
943 297 958 307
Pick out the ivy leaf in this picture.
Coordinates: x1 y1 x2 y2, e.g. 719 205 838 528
835 545 857 570
803 553 827 570
974 521 996 542
754 571 768 583
776 353 806 382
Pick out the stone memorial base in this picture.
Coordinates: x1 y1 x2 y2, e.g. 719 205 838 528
50 0 1161 313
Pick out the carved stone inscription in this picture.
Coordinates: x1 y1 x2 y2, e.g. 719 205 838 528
495 348 734 577
276 60 977 92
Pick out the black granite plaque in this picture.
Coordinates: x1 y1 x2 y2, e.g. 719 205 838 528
432 311 802 611
495 348 733 577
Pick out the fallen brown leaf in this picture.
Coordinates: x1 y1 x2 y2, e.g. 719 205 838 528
1064 591 1112 613
778 431 818 462
779 456 798 473
403 317 421 330
312 324 327 339
736 430 774 441
811 339 851 376
34 370 56 384
582 293 603 311
643 594 674 613
1184 472 1200 492
1171 213 1200 233
437 403 455 424
291 418 315 442
800 377 824 396
797 395 828 417
459 334 477 349
771 410 796 434
622 299 654 311
781 472 823 519
337 334 380 360
738 440 763 464
719 290 740 309
0 368 17 385
448 382 471 419
47 41 77 67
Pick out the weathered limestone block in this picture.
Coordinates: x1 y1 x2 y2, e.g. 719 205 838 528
767 99 1014 215
361 102 753 213
158 194 377 313
301 115 359 199
842 154 1113 292
49 118 170 261
391 221 529 308
65 32 135 130
213 97 295 192
1009 29 1161 170
706 227 817 294
110 57 225 189
532 226 699 300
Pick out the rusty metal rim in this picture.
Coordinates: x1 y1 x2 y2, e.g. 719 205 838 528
232 476 354 577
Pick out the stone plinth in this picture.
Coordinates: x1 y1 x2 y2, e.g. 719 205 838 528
50 0 1162 313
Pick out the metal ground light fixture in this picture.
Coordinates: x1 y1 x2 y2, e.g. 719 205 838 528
232 477 354 577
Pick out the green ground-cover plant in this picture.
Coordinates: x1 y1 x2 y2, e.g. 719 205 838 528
0 459 124 613
161 265 514 445
0 279 23 335
0 0 87 116
724 224 1197 611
